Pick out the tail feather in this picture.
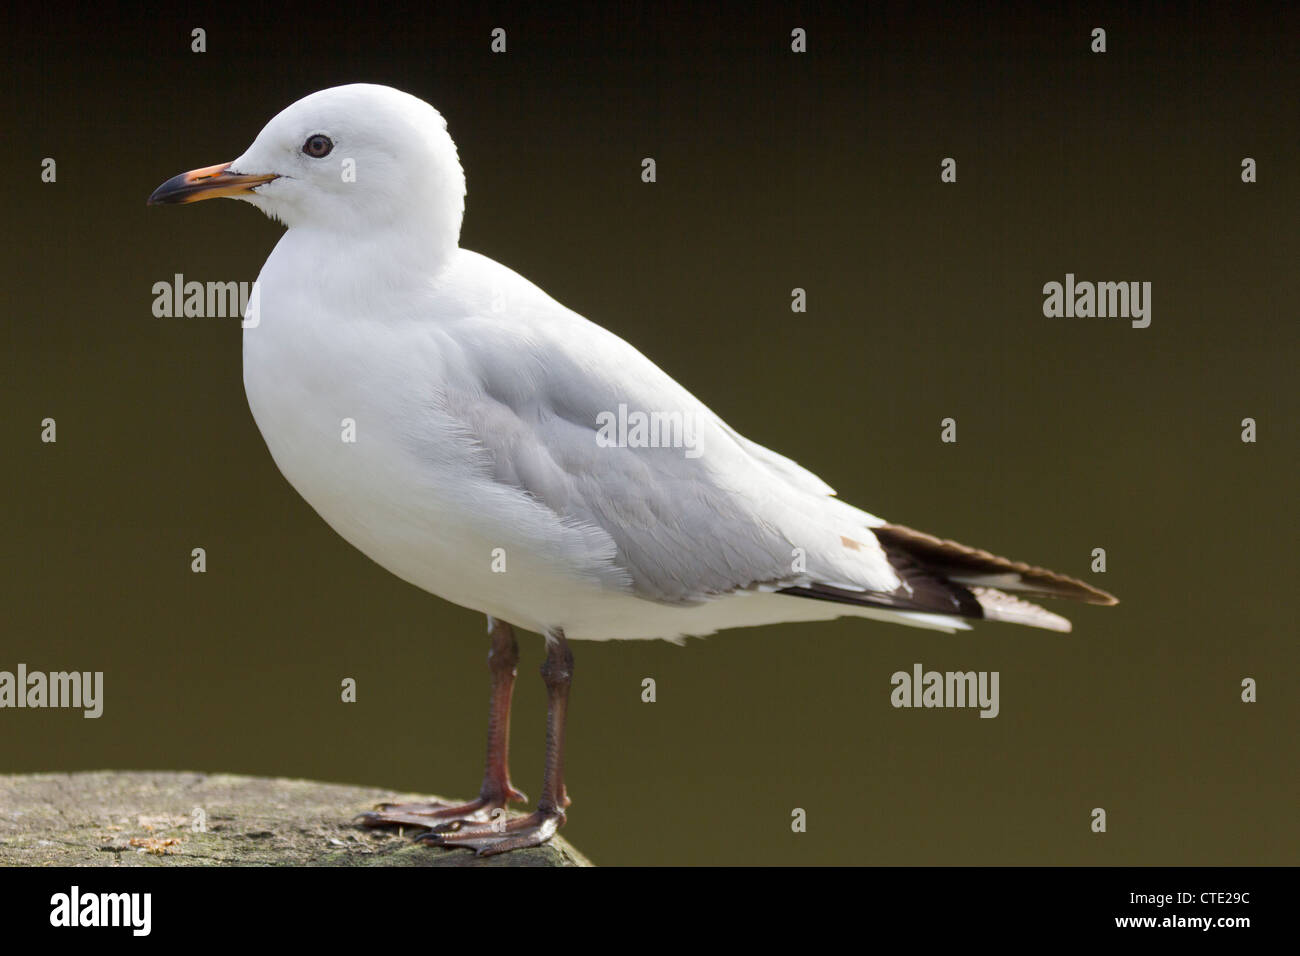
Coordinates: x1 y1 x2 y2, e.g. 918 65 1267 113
872 523 1118 606
777 522 1116 634
971 587 1072 633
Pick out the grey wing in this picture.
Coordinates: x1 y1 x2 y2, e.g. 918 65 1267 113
438 319 899 605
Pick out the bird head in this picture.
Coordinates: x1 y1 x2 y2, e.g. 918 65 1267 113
148 83 466 246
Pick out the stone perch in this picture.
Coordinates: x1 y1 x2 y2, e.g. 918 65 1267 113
0 771 592 866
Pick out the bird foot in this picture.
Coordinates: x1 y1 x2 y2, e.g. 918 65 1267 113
413 808 564 856
357 787 527 829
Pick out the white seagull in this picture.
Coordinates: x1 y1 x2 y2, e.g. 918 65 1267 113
149 84 1116 855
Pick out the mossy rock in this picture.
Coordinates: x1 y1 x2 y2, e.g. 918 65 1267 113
0 771 591 867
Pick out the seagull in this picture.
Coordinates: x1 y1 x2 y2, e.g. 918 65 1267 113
149 84 1117 855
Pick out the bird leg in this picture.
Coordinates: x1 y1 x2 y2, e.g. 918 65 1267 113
358 616 527 829
415 629 573 855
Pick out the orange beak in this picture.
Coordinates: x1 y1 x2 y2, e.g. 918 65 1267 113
147 162 278 205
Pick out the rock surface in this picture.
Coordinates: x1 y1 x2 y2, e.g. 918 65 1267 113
0 771 591 867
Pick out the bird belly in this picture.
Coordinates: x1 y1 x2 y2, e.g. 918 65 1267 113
239 302 629 636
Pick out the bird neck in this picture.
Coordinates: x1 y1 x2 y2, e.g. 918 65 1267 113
276 223 459 300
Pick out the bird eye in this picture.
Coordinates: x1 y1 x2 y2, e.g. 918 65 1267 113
302 134 333 158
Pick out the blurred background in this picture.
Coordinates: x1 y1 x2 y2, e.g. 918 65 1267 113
1 2 1296 864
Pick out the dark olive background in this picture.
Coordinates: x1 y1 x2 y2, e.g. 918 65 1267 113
2 3 1296 865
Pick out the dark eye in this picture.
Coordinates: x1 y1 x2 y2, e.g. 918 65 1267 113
302 134 333 158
